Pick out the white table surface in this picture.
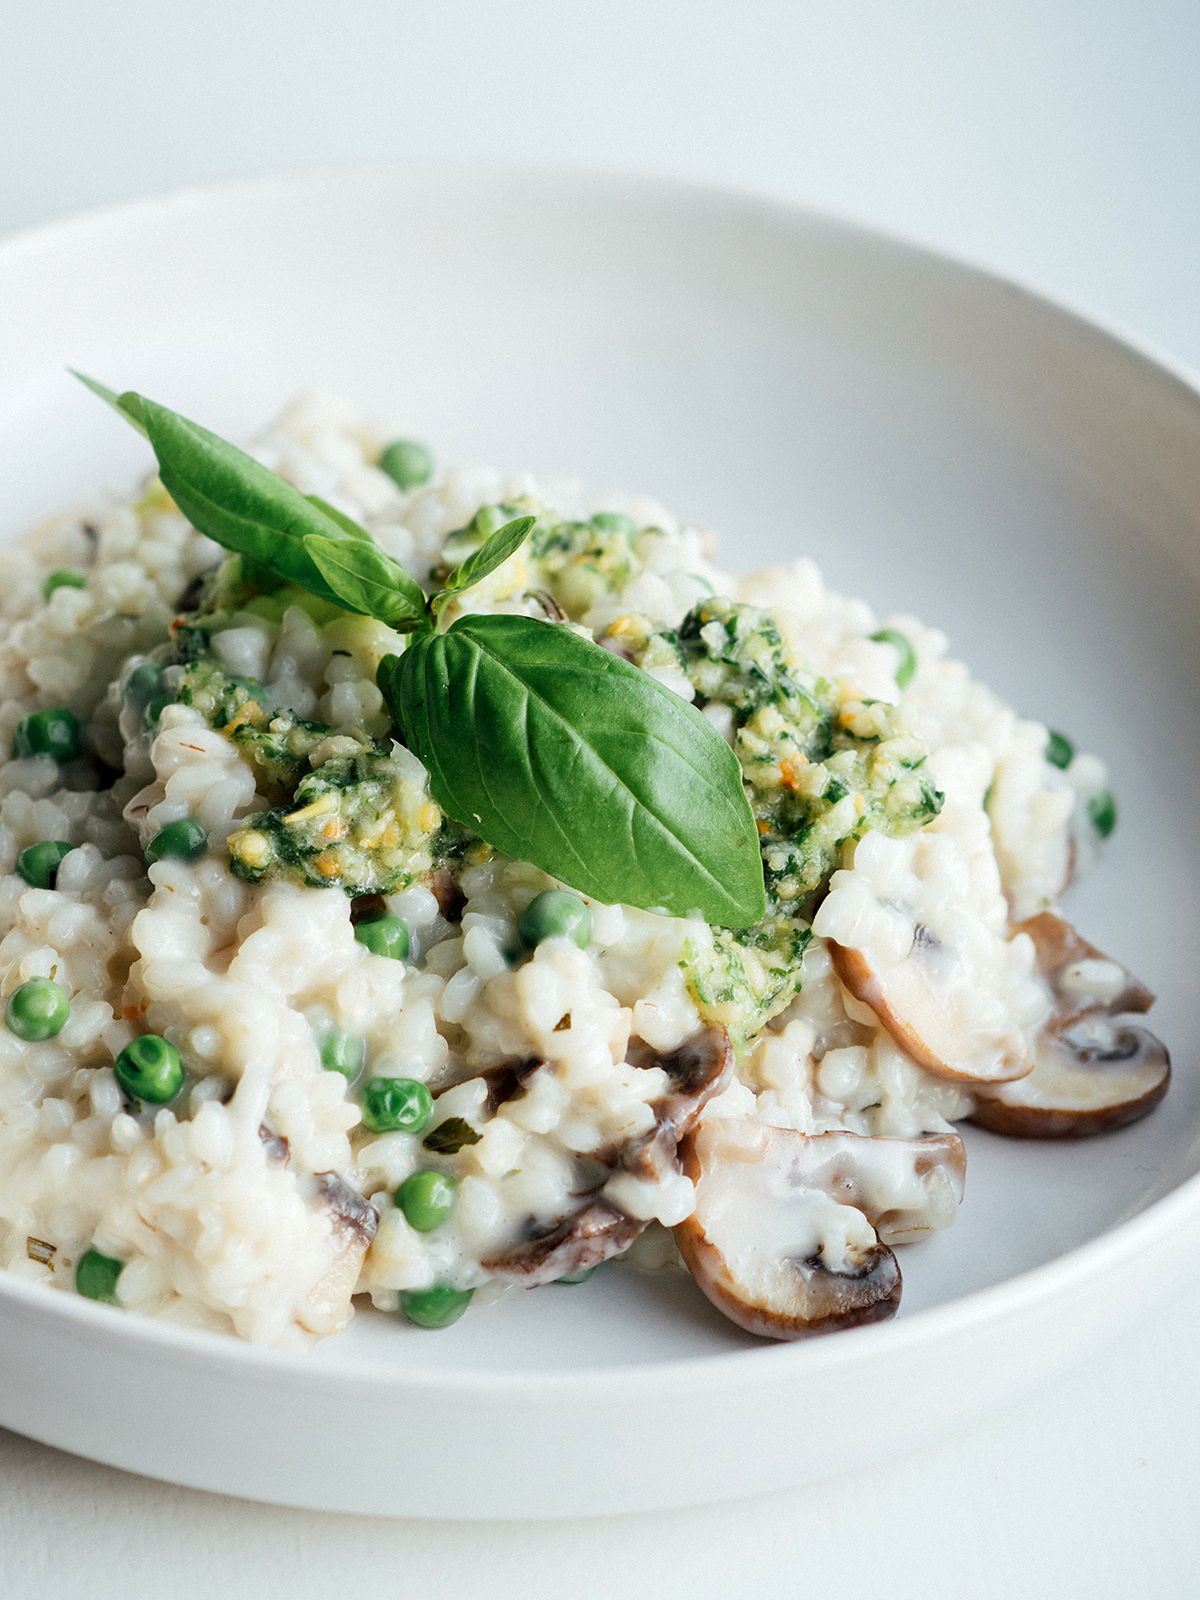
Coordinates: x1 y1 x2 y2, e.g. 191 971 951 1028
3 4 1199 1596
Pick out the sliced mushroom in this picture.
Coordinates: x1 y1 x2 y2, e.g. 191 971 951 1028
482 1199 645 1286
175 565 218 613
816 833 1045 1084
258 1123 289 1163
673 1118 932 1339
827 938 1038 1084
970 914 1167 1138
428 866 466 924
470 1057 541 1113
1013 911 1153 1025
617 1025 735 1182
481 1028 733 1286
349 892 388 926
788 1127 968 1245
296 1172 380 1335
527 588 568 623
969 1020 1169 1139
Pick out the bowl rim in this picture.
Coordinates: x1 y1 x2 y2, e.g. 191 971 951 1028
1 158 1198 1403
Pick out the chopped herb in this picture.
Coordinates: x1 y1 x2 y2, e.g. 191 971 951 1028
422 1116 482 1154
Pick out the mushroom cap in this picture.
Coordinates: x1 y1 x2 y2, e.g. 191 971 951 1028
814 1128 968 1246
440 1028 734 1290
816 831 1046 1084
971 914 1168 1138
829 939 1036 1084
674 1119 943 1339
970 1020 1169 1139
482 1199 646 1286
617 1024 735 1182
1013 911 1154 1024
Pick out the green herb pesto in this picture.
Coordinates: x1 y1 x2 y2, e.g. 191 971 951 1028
667 598 943 1046
175 658 331 801
227 746 441 895
528 512 642 618
596 613 687 676
685 914 814 1055
170 640 442 895
679 597 824 720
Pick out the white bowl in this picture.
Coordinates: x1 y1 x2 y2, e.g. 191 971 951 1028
1 165 1198 1520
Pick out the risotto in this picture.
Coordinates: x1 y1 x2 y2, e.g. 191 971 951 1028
0 388 1169 1347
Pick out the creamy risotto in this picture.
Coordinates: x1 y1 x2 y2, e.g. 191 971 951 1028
0 390 1169 1347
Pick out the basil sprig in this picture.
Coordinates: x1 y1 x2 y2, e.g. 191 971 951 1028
78 376 767 927
385 616 765 924
74 373 429 624
430 514 536 620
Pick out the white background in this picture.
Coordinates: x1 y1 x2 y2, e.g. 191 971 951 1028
2 4 1199 1596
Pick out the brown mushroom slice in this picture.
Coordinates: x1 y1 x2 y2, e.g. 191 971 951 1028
827 934 1039 1086
296 1172 380 1335
795 1128 968 1246
428 866 466 923
617 1024 735 1182
970 1020 1170 1139
482 1199 646 1287
1014 911 1154 1025
258 1123 289 1164
674 1119 904 1340
483 1029 734 1286
815 832 1046 1085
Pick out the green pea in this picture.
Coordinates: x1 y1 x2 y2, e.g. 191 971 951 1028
114 1033 184 1104
1088 790 1117 840
553 1266 596 1285
399 1282 475 1329
13 707 81 762
15 840 73 889
518 889 592 951
395 1170 458 1232
144 818 208 866
361 1076 433 1134
76 1248 123 1304
43 568 87 602
321 1029 365 1081
354 914 409 961
378 439 434 492
870 628 917 690
5 977 70 1041
1046 730 1075 770
143 694 175 730
590 511 638 541
124 661 164 706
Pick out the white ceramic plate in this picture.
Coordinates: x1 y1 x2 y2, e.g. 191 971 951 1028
1 165 1198 1520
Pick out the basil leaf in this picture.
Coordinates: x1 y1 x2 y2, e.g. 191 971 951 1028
304 495 374 542
303 535 428 629
432 515 535 616
387 614 766 927
71 370 149 438
75 378 366 603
